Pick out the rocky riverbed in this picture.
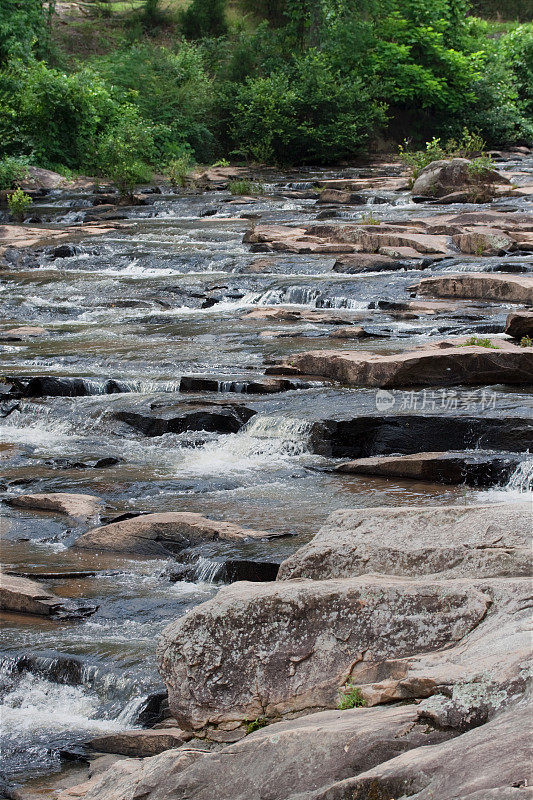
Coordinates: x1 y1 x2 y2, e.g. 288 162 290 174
0 153 532 799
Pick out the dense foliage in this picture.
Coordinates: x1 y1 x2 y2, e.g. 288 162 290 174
0 0 531 181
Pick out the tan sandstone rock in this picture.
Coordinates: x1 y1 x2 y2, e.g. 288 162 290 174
88 728 192 757
411 158 510 198
417 273 533 305
0 573 97 618
72 512 283 556
278 503 532 581
6 492 103 519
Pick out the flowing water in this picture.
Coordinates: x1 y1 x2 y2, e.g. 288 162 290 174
1 159 532 786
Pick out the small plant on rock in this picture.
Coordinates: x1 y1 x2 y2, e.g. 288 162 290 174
360 211 381 225
520 336 533 347
7 187 33 222
459 336 498 349
337 684 366 710
245 716 268 734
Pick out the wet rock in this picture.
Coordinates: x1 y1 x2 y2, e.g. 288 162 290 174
282 339 533 388
157 576 490 730
417 273 533 305
0 326 47 341
73 512 285 556
411 158 510 198
245 307 362 324
168 558 280 584
134 690 169 727
332 253 397 273
334 450 526 487
240 257 274 273
316 189 365 204
61 705 454 800
3 652 85 684
0 573 98 619
179 374 318 394
305 414 533 458
328 327 389 340
6 492 102 519
48 244 78 259
278 503 532 581
87 728 192 758
114 403 255 436
505 310 533 339
7 376 90 397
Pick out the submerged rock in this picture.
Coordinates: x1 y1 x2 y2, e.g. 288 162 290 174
334 450 526 486
114 403 255 436
0 573 98 619
6 492 102 519
179 375 318 394
72 512 285 556
278 503 531 581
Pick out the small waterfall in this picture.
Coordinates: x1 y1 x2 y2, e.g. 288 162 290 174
192 557 224 583
244 285 367 310
506 458 533 493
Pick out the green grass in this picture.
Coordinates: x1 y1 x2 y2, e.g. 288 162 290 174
337 684 366 710
459 336 498 348
245 716 268 734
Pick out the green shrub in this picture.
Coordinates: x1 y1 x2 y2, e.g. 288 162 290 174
0 156 29 190
7 187 33 222
520 336 533 347
337 684 366 710
228 179 264 194
180 0 228 39
167 155 194 188
95 111 155 196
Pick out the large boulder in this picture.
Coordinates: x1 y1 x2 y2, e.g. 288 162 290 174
333 450 526 487
505 310 533 340
282 340 533 388
6 492 102 519
0 573 97 619
157 576 490 731
306 704 530 800
72 512 284 556
114 403 255 436
411 158 510 199
417 273 533 305
278 503 532 581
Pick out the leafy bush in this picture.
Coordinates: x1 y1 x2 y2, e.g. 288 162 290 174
167 155 194 188
399 129 492 182
7 187 33 221
95 111 155 196
520 336 533 348
180 0 228 39
459 336 498 348
228 179 264 194
0 0 54 65
337 684 366 710
0 156 29 189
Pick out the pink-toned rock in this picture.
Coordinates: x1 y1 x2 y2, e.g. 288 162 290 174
282 339 533 387
417 273 533 305
452 228 515 255
358 231 448 255
505 310 533 340
0 326 47 340
0 573 97 618
6 492 102 519
88 728 192 757
73 512 283 556
412 158 510 198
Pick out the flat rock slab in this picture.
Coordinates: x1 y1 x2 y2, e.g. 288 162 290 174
157 575 490 730
334 450 526 486
0 573 97 619
278 503 532 581
64 705 453 800
417 273 533 305
88 728 192 757
6 492 102 519
0 326 47 341
73 512 284 556
505 310 533 339
245 307 364 324
282 341 533 387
